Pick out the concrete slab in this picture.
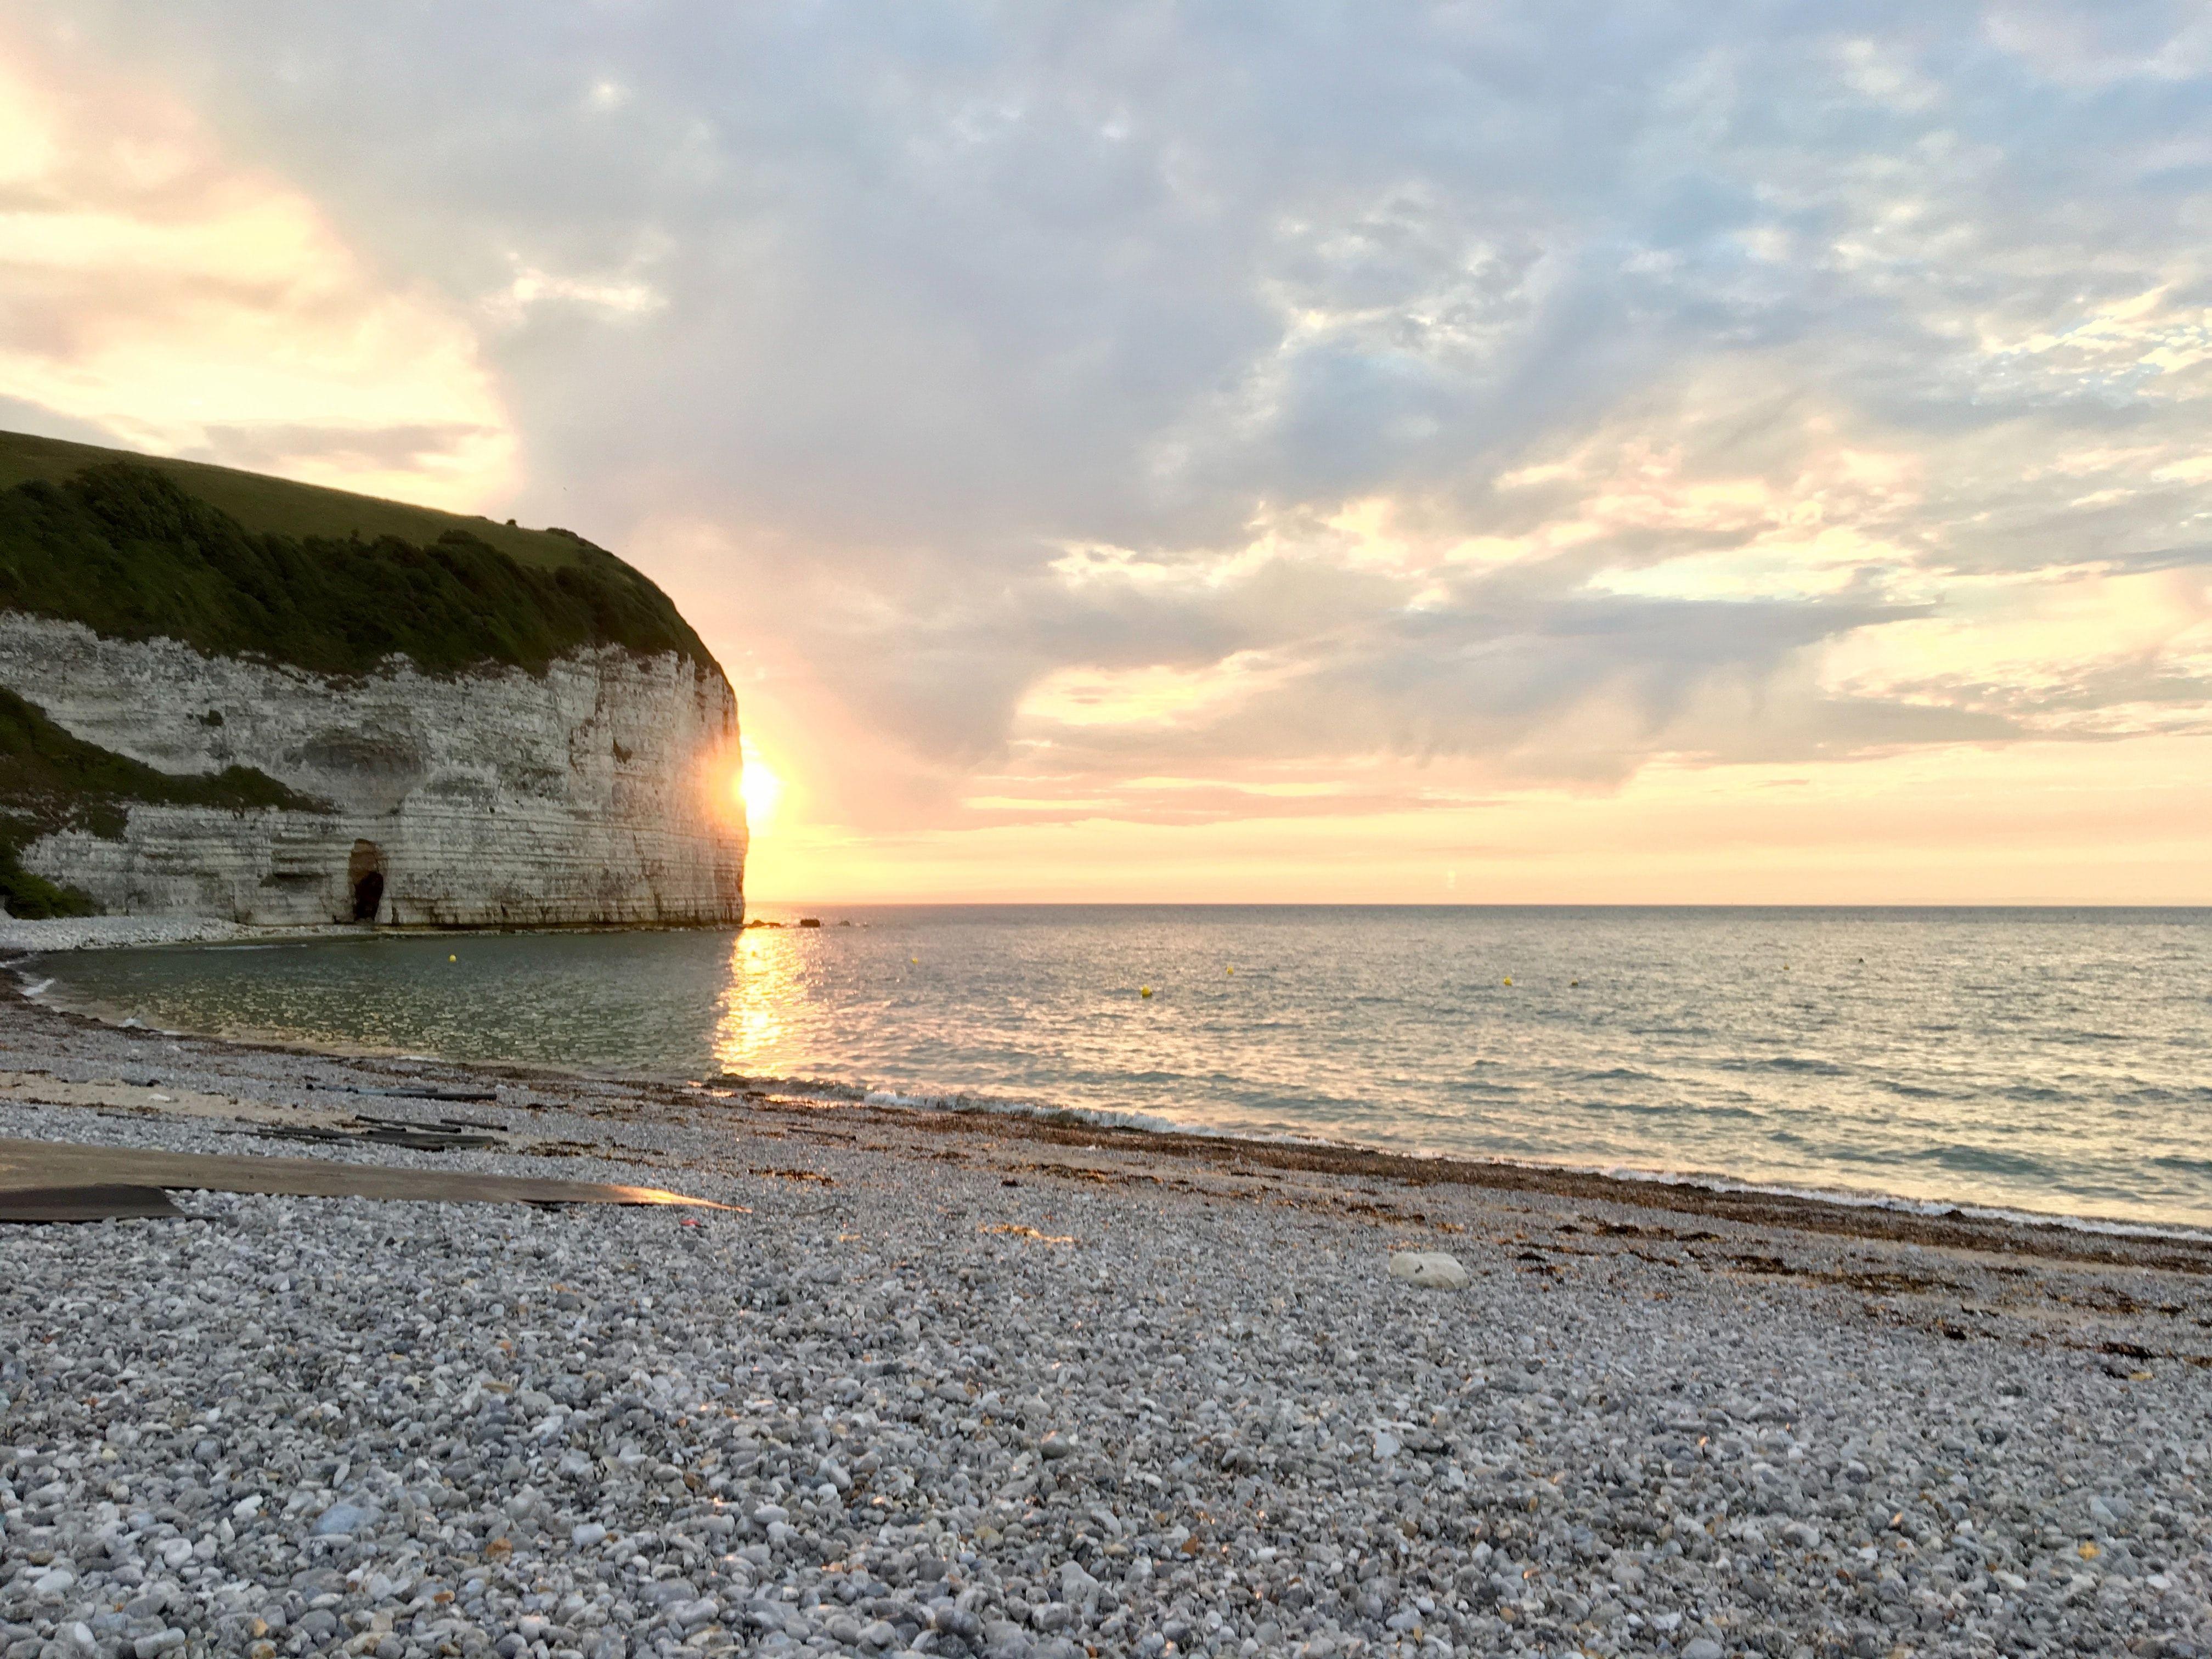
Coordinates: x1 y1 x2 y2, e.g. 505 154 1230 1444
0 1136 726 1210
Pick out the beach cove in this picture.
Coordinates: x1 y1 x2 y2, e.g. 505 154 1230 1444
15 12 2212 1657
2 980 2210 1659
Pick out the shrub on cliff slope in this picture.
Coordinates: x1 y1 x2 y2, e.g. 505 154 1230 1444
0 462 710 676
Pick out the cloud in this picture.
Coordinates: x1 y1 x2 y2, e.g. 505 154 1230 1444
12 0 2212 834
0 15 516 507
484 263 665 328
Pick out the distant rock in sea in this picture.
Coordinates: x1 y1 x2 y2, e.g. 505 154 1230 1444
0 428 747 926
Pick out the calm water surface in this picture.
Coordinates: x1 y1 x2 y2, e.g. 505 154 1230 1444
30 906 2212 1228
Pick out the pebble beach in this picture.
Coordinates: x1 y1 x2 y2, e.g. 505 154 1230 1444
3 983 2211 1659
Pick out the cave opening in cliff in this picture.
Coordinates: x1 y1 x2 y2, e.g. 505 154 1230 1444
352 871 384 921
347 840 385 923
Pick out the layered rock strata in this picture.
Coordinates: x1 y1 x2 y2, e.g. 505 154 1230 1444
0 614 746 926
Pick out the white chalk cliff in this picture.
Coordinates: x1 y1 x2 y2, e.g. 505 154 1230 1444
0 613 747 926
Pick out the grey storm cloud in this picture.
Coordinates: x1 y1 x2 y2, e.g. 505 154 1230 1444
31 0 2212 820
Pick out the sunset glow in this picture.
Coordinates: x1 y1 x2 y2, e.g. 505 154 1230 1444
13 4 2212 904
0 25 516 507
735 741 782 830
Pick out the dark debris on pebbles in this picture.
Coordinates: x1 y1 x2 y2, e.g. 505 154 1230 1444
2 991 2211 1659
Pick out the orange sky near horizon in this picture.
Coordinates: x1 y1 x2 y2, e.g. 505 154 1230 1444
727 726 2212 906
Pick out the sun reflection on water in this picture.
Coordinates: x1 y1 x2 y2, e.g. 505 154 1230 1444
712 927 807 1076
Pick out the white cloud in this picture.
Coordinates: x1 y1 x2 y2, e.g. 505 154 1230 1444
486 263 665 326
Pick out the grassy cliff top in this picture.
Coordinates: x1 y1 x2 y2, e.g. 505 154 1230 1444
0 430 588 568
0 430 716 678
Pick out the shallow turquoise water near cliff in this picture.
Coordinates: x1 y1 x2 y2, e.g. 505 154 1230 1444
31 905 2212 1228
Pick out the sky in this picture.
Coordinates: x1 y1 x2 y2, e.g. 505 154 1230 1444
5 2 2212 904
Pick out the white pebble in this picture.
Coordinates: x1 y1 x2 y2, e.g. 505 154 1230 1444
1387 1250 1469 1288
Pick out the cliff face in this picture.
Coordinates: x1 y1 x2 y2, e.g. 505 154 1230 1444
0 431 746 926
0 616 746 926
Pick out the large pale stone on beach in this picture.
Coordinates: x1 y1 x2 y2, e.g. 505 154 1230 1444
1389 1250 1469 1289
310 1500 377 1537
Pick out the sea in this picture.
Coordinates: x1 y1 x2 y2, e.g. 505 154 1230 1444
25 905 2212 1231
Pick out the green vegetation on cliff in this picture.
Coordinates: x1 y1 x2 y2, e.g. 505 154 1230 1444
0 687 328 918
0 431 713 676
0 429 592 570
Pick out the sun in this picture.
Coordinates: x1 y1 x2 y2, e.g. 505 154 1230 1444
735 740 782 827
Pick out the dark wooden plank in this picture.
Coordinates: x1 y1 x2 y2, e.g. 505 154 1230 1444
0 1137 726 1210
0 1183 184 1223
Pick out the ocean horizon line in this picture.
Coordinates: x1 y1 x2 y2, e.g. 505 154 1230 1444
741 898 2212 913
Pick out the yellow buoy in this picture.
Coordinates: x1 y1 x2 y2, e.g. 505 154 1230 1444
1139 986 1154 999
1570 979 1579 988
1226 966 1235 976
1502 976 1513 986
911 956 919 964
448 954 456 962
